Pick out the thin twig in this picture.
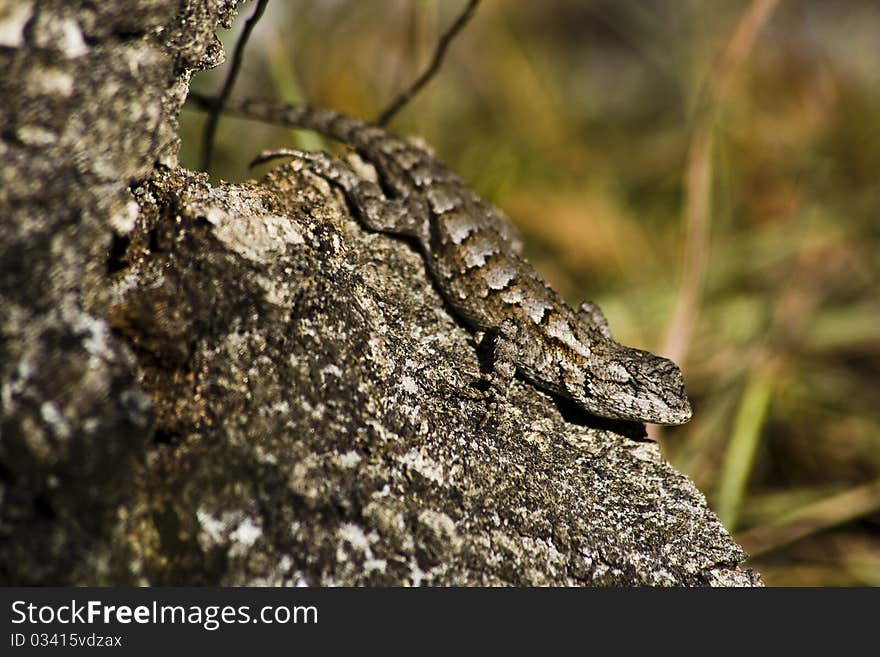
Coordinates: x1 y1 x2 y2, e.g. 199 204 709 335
375 0 480 127
200 0 271 172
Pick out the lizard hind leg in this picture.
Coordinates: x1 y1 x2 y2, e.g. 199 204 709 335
255 149 428 242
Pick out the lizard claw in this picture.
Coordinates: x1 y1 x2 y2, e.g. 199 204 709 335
446 373 497 429
466 368 494 398
477 399 501 430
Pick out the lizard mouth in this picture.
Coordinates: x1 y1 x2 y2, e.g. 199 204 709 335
604 388 692 425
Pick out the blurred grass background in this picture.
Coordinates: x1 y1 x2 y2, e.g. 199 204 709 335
180 0 880 586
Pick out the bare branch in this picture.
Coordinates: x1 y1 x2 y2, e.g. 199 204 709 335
199 0 271 172
375 0 480 127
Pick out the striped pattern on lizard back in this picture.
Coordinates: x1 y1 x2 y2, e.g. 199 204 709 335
225 98 692 425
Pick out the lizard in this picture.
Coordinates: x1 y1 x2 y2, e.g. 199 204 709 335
193 96 693 425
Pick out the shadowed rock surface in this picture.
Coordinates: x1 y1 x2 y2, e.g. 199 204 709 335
0 0 761 586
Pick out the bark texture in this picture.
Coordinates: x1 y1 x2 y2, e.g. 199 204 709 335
0 0 761 586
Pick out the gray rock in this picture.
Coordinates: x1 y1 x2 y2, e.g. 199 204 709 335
0 0 761 586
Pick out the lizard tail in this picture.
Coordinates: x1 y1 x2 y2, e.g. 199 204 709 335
189 94 380 148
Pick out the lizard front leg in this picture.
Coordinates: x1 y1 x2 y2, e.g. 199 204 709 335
254 149 429 242
476 317 520 427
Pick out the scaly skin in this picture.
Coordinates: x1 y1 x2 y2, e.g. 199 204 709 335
210 97 692 425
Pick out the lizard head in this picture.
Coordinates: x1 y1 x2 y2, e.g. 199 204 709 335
578 343 693 425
